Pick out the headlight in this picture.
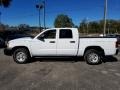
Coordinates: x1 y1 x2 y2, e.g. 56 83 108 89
6 42 9 47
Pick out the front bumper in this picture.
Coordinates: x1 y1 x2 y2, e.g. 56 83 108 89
4 48 12 56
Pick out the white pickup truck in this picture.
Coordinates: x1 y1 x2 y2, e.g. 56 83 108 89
4 28 119 65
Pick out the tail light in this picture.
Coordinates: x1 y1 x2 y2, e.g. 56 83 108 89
116 41 120 48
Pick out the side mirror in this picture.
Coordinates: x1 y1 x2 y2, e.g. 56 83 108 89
37 36 45 42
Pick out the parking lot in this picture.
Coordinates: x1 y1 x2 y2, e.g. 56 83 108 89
0 49 120 90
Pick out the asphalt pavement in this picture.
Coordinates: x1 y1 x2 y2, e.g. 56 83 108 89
0 49 120 90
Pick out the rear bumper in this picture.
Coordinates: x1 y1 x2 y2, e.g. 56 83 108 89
115 49 119 55
4 48 12 56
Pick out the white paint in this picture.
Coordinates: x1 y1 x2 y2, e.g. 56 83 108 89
7 28 117 57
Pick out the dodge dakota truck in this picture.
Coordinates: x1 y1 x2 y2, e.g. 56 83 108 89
4 28 119 65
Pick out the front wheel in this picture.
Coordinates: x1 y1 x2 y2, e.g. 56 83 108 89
84 49 102 65
13 48 30 64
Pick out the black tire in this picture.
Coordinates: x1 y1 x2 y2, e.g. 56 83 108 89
13 48 30 64
84 49 102 65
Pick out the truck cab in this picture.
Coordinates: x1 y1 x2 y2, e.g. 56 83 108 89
31 28 79 56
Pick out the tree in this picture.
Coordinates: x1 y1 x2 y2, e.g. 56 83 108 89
89 21 100 33
54 14 74 28
79 19 88 33
0 0 12 24
0 0 12 7
18 24 30 31
79 19 120 34
0 23 5 32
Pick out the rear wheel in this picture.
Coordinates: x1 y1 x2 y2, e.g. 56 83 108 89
13 48 30 64
84 49 102 65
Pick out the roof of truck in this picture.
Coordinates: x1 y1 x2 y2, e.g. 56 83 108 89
43 28 77 30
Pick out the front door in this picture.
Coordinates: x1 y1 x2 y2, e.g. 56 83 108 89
31 29 57 56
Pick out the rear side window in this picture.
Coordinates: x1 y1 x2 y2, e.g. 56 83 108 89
59 29 73 38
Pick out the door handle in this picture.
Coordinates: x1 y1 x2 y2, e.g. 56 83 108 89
70 41 75 43
49 41 55 43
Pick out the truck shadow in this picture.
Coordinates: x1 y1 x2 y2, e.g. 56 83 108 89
29 57 85 63
102 56 118 63
29 56 118 64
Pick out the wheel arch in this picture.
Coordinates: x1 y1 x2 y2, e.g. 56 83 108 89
12 46 32 57
84 46 105 56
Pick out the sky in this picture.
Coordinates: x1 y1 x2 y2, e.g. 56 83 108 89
1 0 120 27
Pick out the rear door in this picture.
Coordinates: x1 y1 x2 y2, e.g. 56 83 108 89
57 29 78 56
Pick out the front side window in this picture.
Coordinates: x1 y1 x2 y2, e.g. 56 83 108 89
38 30 56 39
59 29 73 38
